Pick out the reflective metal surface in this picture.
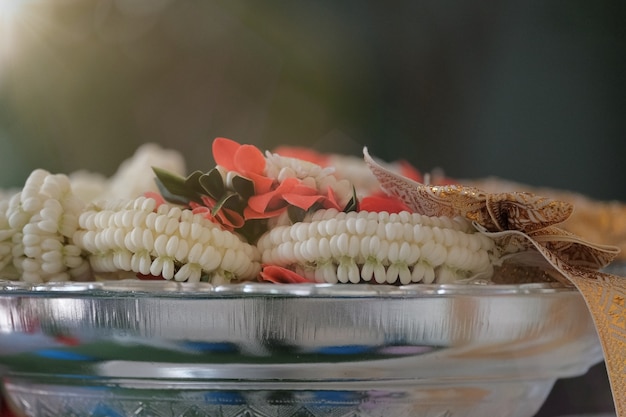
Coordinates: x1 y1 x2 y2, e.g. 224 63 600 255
0 280 604 417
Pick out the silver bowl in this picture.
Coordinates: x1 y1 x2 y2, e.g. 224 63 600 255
0 279 603 417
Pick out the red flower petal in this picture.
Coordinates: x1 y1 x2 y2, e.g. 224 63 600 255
190 198 244 230
234 144 266 176
321 187 343 211
282 193 324 211
137 273 165 280
398 160 423 183
212 137 241 171
191 206 221 227
247 191 285 213
190 201 208 212
289 183 319 195
1 400 20 417
359 195 411 214
247 177 298 213
54 335 81 346
247 172 275 194
243 205 288 220
272 146 329 166
259 265 315 283
215 207 245 229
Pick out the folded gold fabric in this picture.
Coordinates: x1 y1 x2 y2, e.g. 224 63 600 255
365 149 625 417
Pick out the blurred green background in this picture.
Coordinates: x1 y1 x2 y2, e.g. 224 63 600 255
0 1 623 415
1 0 625 202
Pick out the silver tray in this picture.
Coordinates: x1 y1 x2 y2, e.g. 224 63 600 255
0 280 604 417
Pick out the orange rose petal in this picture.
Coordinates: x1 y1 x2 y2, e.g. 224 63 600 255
247 172 275 194
190 204 224 227
189 198 244 230
259 265 315 283
398 160 423 182
216 207 245 229
275 177 300 190
248 192 281 213
199 195 217 207
212 137 241 171
137 273 165 281
359 195 412 214
234 144 267 176
190 202 208 212
273 146 329 166
248 178 299 212
321 187 343 211
283 193 324 211
290 183 319 195
243 206 288 220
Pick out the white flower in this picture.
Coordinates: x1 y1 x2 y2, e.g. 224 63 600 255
257 209 497 285
1 169 91 283
73 196 261 283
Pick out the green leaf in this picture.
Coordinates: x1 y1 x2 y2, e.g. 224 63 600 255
184 170 205 195
199 168 225 200
231 175 255 200
342 186 359 213
154 181 189 206
288 205 307 224
235 218 268 244
152 167 198 205
211 193 241 216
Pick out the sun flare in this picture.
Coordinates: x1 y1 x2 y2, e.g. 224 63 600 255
0 0 42 79
0 0 35 32
0 0 25 21
0 0 28 65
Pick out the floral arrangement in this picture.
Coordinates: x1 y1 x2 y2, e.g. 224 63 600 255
0 137 618 286
2 138 624 416
150 138 358 243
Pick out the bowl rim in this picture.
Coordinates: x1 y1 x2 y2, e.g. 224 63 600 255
0 278 577 298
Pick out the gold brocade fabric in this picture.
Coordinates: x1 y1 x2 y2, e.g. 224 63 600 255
364 148 626 417
465 177 626 261
569 272 626 415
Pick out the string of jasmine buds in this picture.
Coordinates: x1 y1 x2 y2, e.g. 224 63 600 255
1 169 90 283
0 196 18 277
257 208 498 284
73 196 261 283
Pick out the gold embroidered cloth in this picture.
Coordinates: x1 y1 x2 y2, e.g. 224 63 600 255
364 149 625 417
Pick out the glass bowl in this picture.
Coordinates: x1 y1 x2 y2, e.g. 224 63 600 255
0 279 603 417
